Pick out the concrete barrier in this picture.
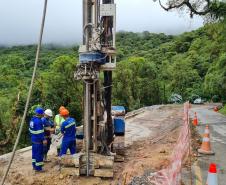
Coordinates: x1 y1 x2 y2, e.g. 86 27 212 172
0 146 31 162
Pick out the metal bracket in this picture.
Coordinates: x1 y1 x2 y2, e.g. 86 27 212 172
100 4 116 17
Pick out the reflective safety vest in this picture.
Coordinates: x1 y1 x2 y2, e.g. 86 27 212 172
29 116 44 143
54 114 65 130
61 117 76 142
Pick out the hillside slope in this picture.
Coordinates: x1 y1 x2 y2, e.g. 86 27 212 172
0 23 225 154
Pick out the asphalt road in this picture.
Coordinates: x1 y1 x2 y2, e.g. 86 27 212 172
191 105 226 185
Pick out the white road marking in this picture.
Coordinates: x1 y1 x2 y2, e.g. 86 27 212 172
212 125 226 137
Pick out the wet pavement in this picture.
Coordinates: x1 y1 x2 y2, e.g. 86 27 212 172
190 105 226 185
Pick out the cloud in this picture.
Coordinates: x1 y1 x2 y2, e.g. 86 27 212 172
0 0 203 45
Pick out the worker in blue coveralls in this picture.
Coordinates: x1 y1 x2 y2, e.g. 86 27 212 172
42 109 54 162
59 108 76 157
29 107 47 172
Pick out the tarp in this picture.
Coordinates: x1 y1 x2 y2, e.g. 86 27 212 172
112 106 126 116
112 106 125 112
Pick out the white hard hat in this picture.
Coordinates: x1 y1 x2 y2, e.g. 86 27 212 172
44 109 53 117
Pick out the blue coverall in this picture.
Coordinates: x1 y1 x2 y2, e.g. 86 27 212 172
60 117 76 156
29 116 45 171
42 117 54 156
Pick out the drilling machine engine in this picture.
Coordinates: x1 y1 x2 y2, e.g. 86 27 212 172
74 0 117 177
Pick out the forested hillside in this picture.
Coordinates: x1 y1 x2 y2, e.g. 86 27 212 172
0 23 226 154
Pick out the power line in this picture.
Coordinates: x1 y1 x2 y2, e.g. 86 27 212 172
0 0 48 184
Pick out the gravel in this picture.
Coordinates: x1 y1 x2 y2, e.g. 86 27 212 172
128 170 155 185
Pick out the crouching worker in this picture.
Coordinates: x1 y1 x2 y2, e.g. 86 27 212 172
42 109 54 162
60 109 76 157
29 107 47 172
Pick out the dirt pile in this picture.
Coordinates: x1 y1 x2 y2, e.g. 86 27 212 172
0 105 183 185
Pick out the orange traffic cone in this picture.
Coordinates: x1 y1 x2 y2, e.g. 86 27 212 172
198 125 214 155
206 163 218 185
193 112 198 126
204 125 210 137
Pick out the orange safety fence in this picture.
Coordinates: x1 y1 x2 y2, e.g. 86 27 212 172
147 102 190 185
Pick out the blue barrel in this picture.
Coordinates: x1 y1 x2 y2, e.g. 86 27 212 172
114 117 125 135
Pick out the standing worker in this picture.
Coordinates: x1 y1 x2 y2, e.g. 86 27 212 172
60 109 76 157
54 106 66 156
29 107 47 172
42 109 54 162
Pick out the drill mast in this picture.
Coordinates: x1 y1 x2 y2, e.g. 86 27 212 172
74 0 116 177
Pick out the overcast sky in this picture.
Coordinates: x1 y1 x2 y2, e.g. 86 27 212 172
0 0 204 46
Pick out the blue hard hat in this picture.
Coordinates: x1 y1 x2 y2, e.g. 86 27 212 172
35 107 44 115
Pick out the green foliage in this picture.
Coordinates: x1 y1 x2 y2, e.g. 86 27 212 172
160 1 226 21
209 1 226 20
113 57 159 110
34 55 83 121
219 105 226 116
204 52 226 100
1 23 226 154
168 56 202 98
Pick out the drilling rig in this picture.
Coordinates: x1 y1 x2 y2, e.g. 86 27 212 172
74 0 117 177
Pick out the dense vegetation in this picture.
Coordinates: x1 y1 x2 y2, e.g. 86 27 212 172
0 23 226 154
220 105 226 116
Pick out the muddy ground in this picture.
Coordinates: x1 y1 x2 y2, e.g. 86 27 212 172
0 105 184 185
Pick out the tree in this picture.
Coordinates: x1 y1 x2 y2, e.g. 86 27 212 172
1 23 226 154
204 53 226 101
157 0 226 19
113 57 160 110
33 55 83 121
168 55 202 99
